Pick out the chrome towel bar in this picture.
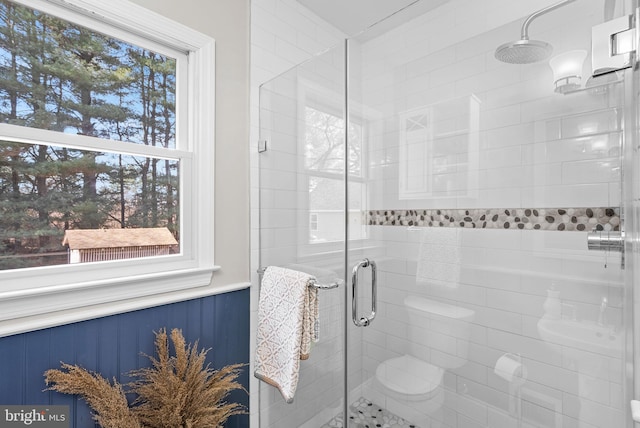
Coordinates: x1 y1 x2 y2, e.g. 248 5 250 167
257 267 342 290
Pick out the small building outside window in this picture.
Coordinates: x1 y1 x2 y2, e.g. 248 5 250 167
63 228 179 264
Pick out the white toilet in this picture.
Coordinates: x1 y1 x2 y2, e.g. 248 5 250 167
372 295 475 426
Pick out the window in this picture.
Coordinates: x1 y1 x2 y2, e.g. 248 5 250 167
309 213 318 233
309 213 319 232
0 0 217 335
303 104 366 244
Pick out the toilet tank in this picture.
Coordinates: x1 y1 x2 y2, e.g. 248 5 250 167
404 296 475 369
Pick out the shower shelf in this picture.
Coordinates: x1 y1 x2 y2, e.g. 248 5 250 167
561 76 623 95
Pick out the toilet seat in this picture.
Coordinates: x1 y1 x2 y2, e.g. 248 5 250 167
375 355 443 398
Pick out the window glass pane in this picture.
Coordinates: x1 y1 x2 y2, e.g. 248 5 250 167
308 177 363 243
305 105 366 244
0 140 180 270
0 0 177 148
304 106 362 176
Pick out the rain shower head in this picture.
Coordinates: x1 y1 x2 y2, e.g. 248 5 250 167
494 39 553 64
494 0 576 64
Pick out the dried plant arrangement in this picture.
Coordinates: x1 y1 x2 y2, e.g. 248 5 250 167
45 328 246 428
43 363 141 428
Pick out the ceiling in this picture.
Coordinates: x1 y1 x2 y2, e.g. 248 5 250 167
296 0 449 36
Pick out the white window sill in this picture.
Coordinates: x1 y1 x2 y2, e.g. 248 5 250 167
0 266 250 338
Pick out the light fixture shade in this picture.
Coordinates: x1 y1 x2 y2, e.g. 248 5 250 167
549 49 588 93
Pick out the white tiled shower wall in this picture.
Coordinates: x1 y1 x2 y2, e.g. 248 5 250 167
250 0 631 427
354 0 627 426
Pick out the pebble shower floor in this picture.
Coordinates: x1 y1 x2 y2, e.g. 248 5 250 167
321 397 419 428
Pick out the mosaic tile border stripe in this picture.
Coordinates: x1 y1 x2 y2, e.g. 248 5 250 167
367 207 620 232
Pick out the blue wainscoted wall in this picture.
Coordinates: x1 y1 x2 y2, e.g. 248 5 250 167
0 288 250 428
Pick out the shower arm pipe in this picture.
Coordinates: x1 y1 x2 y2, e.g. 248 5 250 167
521 0 577 40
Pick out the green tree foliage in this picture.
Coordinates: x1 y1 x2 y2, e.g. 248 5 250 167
0 0 179 270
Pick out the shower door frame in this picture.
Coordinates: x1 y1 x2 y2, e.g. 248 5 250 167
624 4 640 422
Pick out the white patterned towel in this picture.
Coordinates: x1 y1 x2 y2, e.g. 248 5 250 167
254 266 318 403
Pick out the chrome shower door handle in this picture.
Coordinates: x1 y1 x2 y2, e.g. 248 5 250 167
351 258 377 327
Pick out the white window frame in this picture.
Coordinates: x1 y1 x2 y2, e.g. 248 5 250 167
0 0 221 336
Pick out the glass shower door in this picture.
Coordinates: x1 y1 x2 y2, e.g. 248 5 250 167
258 44 349 428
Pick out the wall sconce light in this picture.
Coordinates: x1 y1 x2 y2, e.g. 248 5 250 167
549 50 587 93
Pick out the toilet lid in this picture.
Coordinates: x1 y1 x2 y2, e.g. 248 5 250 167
375 355 443 396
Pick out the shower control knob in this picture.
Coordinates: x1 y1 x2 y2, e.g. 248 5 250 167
587 230 624 252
